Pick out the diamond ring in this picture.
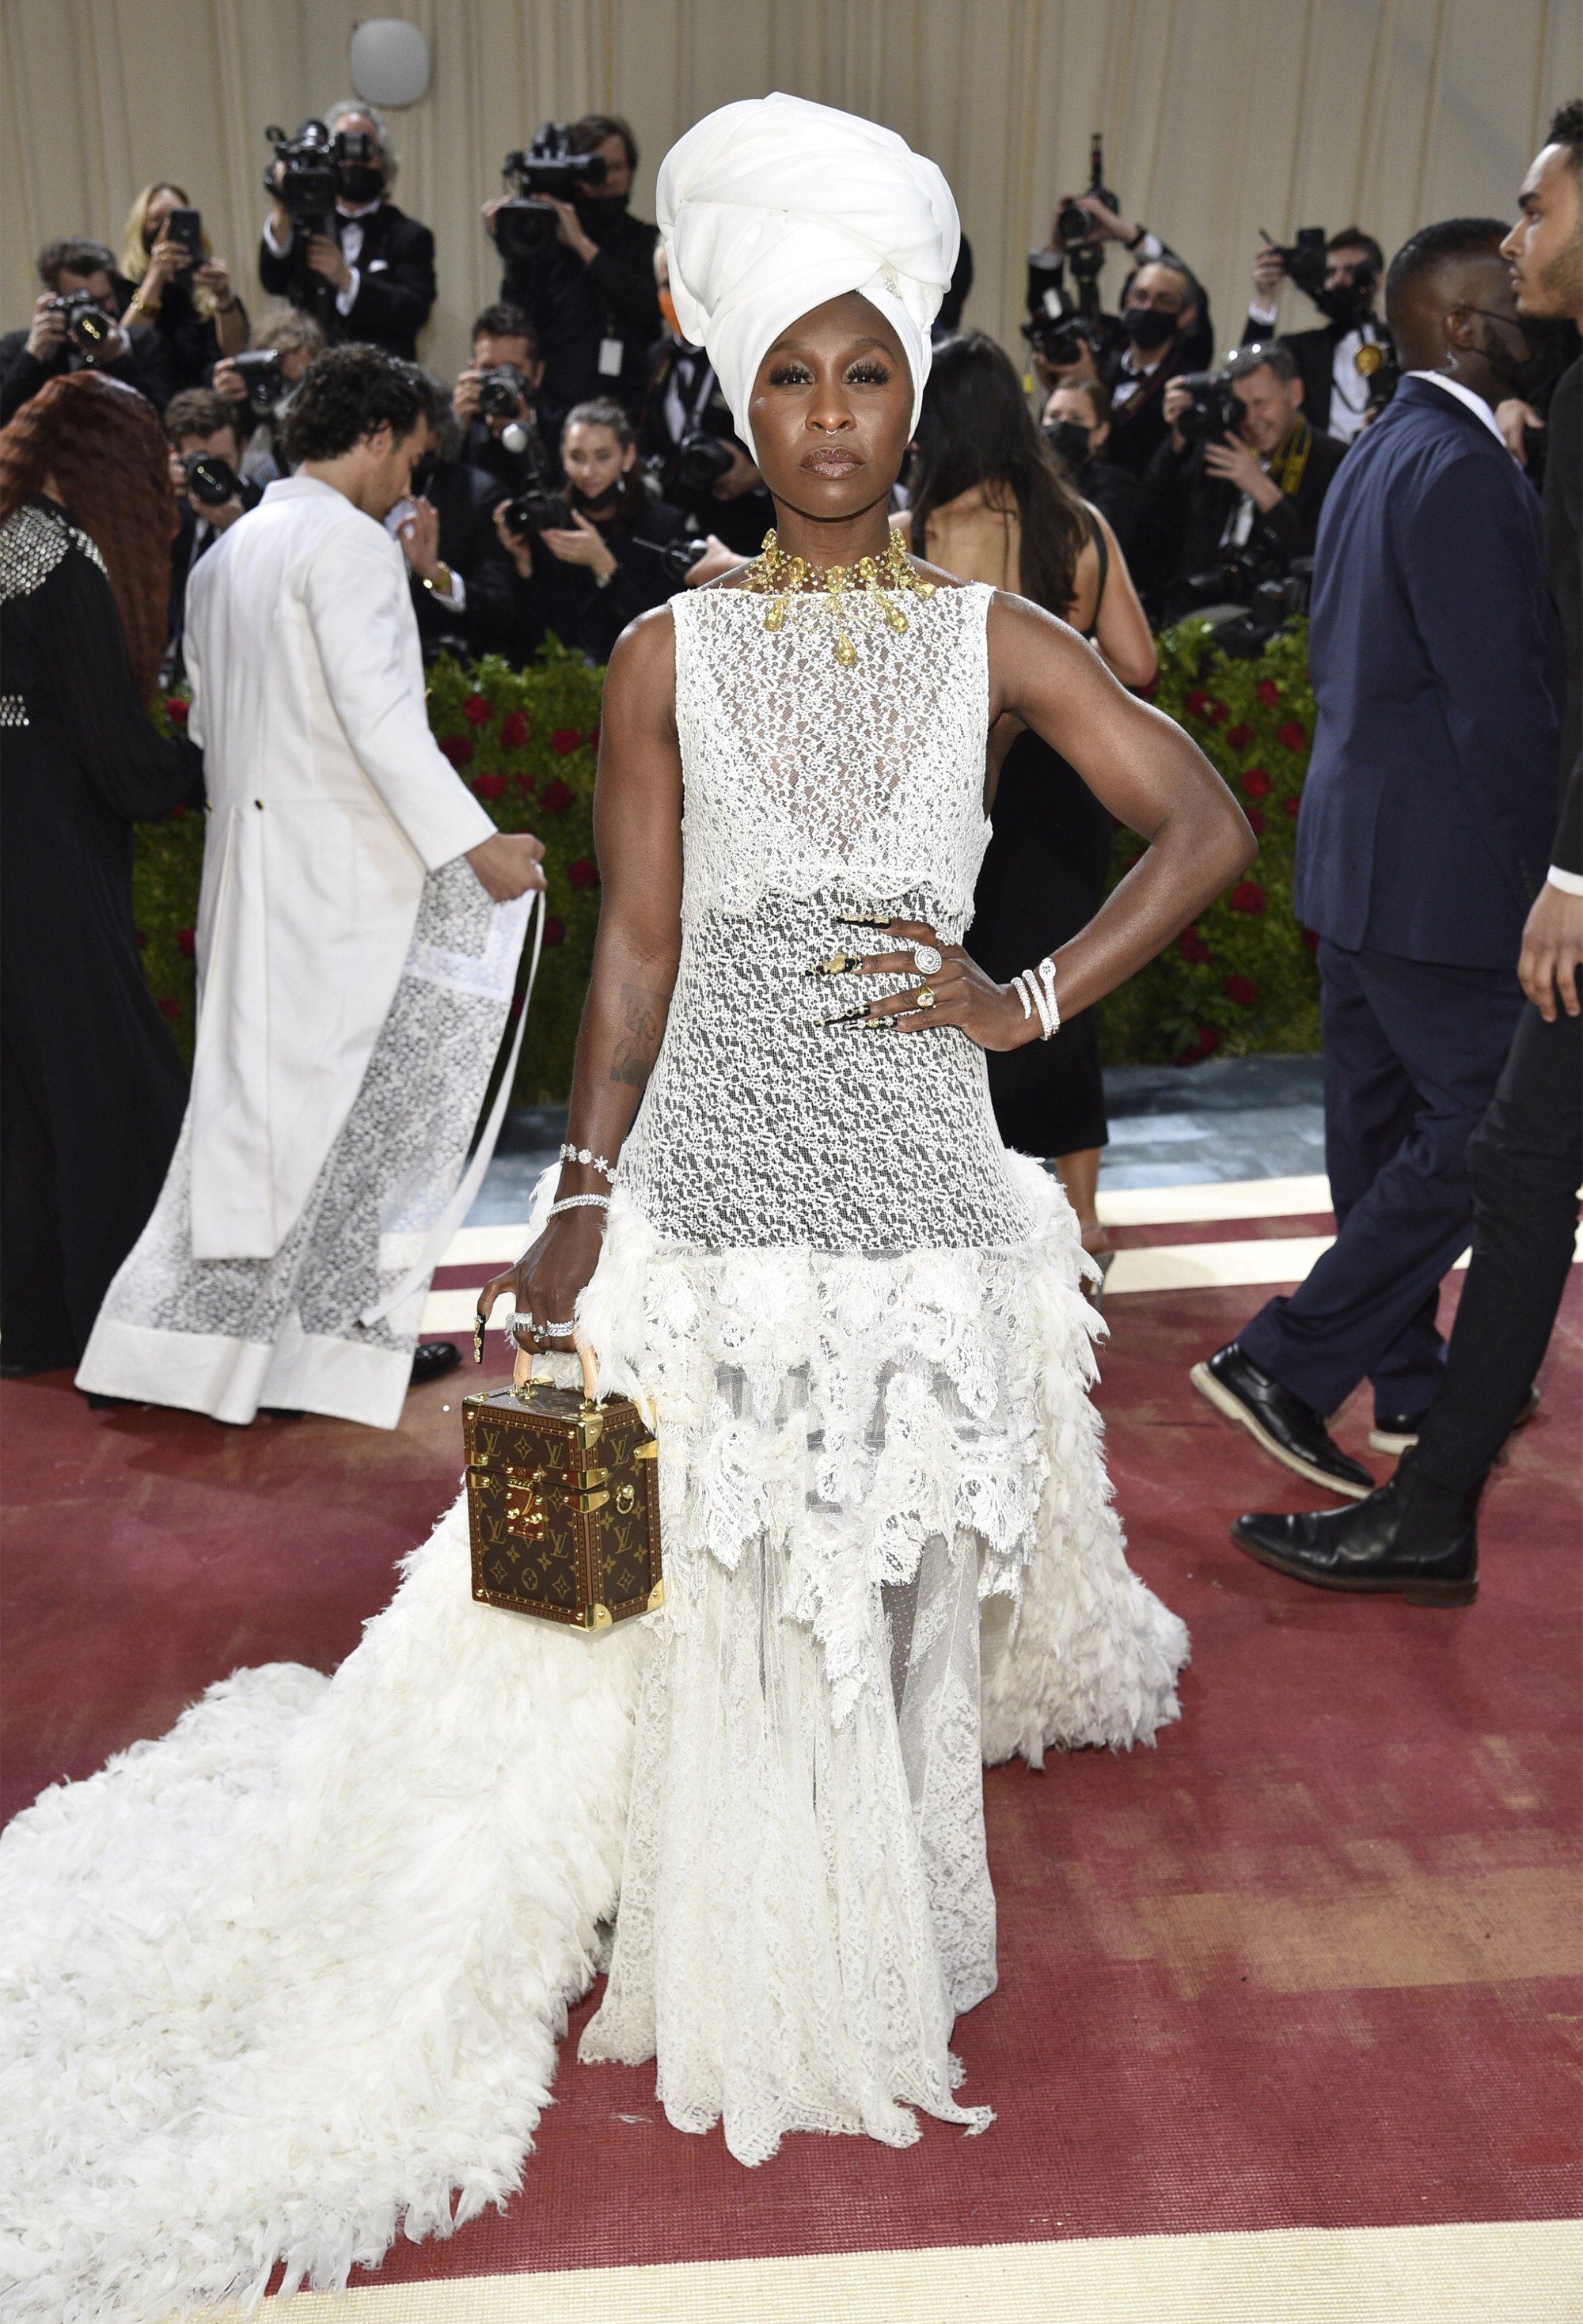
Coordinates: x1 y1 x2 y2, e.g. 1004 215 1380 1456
912 942 943 975
540 1320 576 1338
912 985 937 1010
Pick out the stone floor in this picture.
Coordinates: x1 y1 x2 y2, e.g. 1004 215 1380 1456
465 1054 1327 1223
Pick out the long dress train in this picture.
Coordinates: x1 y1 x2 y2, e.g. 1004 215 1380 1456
0 580 1187 2319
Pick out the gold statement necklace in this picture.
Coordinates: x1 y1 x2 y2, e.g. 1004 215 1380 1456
738 528 937 668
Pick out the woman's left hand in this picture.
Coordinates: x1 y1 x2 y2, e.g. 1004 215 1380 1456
846 918 1035 1052
541 508 619 577
195 257 235 309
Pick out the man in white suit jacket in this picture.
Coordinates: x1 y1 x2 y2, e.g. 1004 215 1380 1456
79 348 545 1424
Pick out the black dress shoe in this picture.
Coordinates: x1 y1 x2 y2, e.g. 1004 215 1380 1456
410 1339 462 1389
1229 1454 1481 1605
1190 1340 1375 1498
1370 1384 1540 1457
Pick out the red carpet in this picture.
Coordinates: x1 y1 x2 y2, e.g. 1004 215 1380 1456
2 1268 1578 2290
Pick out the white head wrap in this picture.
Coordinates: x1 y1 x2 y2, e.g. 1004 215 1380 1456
656 92 959 459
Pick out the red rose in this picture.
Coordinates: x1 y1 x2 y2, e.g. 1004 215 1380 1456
568 857 599 890
1178 926 1212 965
1227 723 1254 749
1276 720 1308 752
176 927 196 957
157 995 180 1022
541 778 572 814
1184 688 1208 716
438 734 474 768
1302 926 1321 953
551 727 581 756
1230 879 1266 915
1257 678 1281 706
1205 698 1228 726
542 915 567 948
515 768 536 795
499 711 529 749
587 722 601 752
164 695 189 724
1284 794 1301 819
1224 972 1258 1006
1176 1024 1222 1064
1242 767 1274 798
474 772 507 801
1244 806 1265 836
461 692 493 727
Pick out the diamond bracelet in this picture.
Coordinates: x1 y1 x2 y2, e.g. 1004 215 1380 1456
548 1194 610 1217
559 1142 617 1183
1011 955 1061 1040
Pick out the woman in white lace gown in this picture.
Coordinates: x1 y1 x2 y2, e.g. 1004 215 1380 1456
0 97 1255 2321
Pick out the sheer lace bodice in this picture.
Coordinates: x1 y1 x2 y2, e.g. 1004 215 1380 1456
621 583 1033 1253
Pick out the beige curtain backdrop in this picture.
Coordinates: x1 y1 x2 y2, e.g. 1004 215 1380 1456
4 0 1579 386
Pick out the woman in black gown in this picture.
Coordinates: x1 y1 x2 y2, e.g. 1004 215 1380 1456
0 372 203 1373
907 335 1157 1287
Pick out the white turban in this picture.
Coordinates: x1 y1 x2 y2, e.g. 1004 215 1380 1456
656 92 960 459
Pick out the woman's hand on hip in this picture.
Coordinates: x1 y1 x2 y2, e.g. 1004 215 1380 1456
828 918 1036 1052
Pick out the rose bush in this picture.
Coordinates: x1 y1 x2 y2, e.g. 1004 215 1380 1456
135 624 1321 1100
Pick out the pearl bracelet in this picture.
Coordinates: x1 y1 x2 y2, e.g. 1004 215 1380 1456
548 1194 610 1217
559 1142 617 1182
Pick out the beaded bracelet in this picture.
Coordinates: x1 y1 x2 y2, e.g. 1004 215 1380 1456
559 1142 617 1183
548 1193 610 1217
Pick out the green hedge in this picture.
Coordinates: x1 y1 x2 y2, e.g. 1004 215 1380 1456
135 620 1319 1094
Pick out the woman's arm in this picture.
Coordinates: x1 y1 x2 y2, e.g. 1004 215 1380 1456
857 591 1254 1046
478 605 685 1345
1083 506 1157 691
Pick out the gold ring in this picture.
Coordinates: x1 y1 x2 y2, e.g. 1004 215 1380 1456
912 985 936 1009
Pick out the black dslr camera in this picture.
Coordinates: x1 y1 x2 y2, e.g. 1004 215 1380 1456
1053 134 1116 316
50 289 115 355
180 453 260 515
676 431 736 494
229 348 285 416
476 364 532 420
1261 226 1377 329
264 121 340 234
1172 370 1243 445
495 127 609 264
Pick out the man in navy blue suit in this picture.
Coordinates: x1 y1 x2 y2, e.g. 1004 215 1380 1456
1192 218 1563 1499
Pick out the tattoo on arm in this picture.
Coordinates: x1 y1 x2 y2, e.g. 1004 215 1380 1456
609 982 662 1088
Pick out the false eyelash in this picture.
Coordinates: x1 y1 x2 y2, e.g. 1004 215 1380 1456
767 363 814 386
847 362 890 384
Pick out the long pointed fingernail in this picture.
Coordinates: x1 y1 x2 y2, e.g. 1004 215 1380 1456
838 914 893 930
820 1005 870 1026
807 953 863 976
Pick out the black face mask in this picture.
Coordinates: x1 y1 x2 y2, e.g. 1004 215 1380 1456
1122 305 1177 351
337 165 385 205
1045 418 1091 468
1470 309 1562 401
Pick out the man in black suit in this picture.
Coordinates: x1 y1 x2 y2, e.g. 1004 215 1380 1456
0 238 174 423
1141 342 1346 620
450 304 557 493
162 388 259 682
258 102 435 361
1230 110 1583 1602
1193 219 1563 1500
389 381 516 662
1242 228 1388 445
484 114 660 430
1099 257 1205 478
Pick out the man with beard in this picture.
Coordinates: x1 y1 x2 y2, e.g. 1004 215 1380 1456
1193 220 1562 1504
1229 115 1583 1599
1243 228 1389 445
484 113 660 430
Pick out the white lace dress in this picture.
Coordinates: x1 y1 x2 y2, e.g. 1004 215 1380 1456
0 583 1187 2320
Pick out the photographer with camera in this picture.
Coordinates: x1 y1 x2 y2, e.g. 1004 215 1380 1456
120 183 249 392
0 238 174 423
258 102 435 362
1143 342 1345 622
450 303 556 493
1104 257 1206 477
162 387 261 682
1042 376 1143 553
1244 227 1387 443
214 307 325 485
492 396 693 665
483 116 660 428
389 373 516 662
639 242 770 555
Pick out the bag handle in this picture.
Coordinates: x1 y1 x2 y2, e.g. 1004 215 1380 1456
514 1335 600 1403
